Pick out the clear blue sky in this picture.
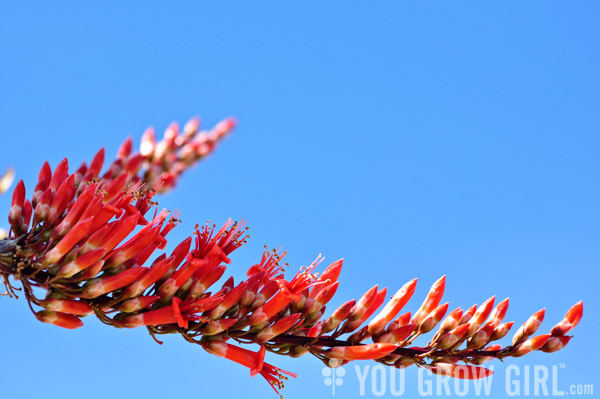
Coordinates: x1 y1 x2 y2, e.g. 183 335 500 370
0 2 598 398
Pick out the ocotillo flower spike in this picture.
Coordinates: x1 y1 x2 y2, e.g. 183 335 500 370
0 116 583 396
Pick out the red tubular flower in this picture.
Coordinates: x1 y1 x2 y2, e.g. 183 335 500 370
256 313 302 343
411 275 446 326
103 173 128 203
328 343 398 361
78 196 103 228
122 293 225 328
550 319 572 337
104 217 165 268
48 158 69 193
73 162 87 187
467 322 497 349
248 257 327 326
202 318 238 336
53 183 96 238
322 299 355 333
512 308 545 345
377 323 415 343
80 267 147 299
490 321 514 341
32 162 51 205
118 295 161 313
488 297 510 325
8 179 25 227
565 301 583 327
122 299 181 327
542 336 572 353
56 248 106 279
307 258 343 299
550 300 584 336
368 278 417 336
117 137 132 159
460 304 477 324
17 199 32 234
79 223 110 255
76 261 105 281
122 255 176 299
46 174 75 226
38 299 93 316
97 213 140 254
32 188 53 225
512 334 551 357
42 217 94 266
348 285 378 322
86 148 105 181
208 281 249 320
251 278 278 308
418 302 449 334
437 323 470 350
436 308 463 335
36 310 83 329
387 311 412 333
465 296 496 338
345 287 387 332
304 281 339 315
203 342 296 394
157 258 206 299
189 264 227 298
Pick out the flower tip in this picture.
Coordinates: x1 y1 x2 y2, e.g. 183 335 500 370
224 116 238 128
434 275 446 289
565 301 583 328
534 308 546 320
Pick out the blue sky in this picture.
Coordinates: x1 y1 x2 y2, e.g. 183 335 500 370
0 2 598 398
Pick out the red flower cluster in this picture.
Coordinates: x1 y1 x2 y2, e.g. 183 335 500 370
0 117 583 395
